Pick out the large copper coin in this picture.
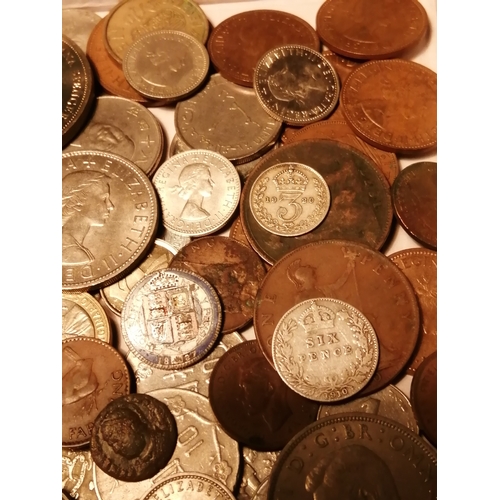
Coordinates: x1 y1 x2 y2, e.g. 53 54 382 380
267 413 437 499
169 236 266 334
240 139 393 264
392 162 437 249
207 10 320 88
254 240 420 395
341 59 437 153
208 340 319 451
316 0 429 60
410 351 437 447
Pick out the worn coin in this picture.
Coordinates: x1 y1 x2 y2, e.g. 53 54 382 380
392 162 437 249
234 141 281 184
169 134 191 158
62 448 95 500
229 216 252 249
251 478 269 500
238 449 278 500
62 337 131 447
62 8 102 53
322 50 363 88
157 226 192 253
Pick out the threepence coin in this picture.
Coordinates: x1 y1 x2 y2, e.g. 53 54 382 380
254 45 339 126
249 162 330 237
62 8 101 53
121 268 222 371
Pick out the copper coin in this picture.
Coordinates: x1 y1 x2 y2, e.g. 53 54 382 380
90 393 177 482
410 351 437 447
169 236 267 334
389 248 437 374
229 216 252 249
392 161 437 249
316 0 429 60
341 59 437 153
207 10 320 88
254 240 420 395
240 139 393 264
62 337 131 447
208 340 319 451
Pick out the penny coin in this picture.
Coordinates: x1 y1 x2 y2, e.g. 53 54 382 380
316 0 429 60
240 139 393 264
209 340 319 451
62 35 94 148
391 162 437 249
239 449 278 500
207 10 320 88
63 95 164 176
254 240 420 395
341 59 437 153
62 448 95 500
123 30 209 102
229 216 252 249
153 149 241 237
62 292 111 343
254 45 340 126
410 351 437 447
169 236 267 334
267 413 437 500
62 8 102 53
121 268 222 371
249 162 330 237
91 393 177 482
62 151 159 291
62 337 131 447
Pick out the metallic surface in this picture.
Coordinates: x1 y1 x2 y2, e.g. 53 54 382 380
238 449 277 500
322 50 363 88
62 8 101 53
62 448 97 500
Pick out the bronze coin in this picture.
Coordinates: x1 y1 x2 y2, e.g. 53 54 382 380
410 351 437 447
254 240 420 395
341 59 437 153
240 139 393 265
229 216 252 249
90 393 177 482
208 340 319 451
391 161 437 249
316 0 429 60
207 10 320 88
169 236 267 334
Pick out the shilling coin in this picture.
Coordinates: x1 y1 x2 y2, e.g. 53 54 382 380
123 30 209 102
121 268 222 371
249 162 330 237
62 448 95 500
272 298 379 402
254 45 340 126
62 8 102 53
153 149 241 237
62 151 159 291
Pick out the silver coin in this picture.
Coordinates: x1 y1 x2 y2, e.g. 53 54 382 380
169 134 192 158
62 8 101 53
238 449 278 500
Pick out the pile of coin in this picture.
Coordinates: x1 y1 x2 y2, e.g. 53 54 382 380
62 1 437 499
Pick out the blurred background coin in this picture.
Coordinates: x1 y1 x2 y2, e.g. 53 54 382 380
62 8 101 52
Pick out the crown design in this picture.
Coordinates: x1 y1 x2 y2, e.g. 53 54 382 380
149 272 180 292
272 164 309 193
298 302 336 335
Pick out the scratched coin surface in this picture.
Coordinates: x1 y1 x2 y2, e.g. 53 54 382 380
62 448 95 500
62 8 102 53
238 448 279 500
62 337 131 447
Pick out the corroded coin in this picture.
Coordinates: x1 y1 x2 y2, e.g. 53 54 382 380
62 337 131 447
153 149 241 236
62 448 95 500
272 298 379 402
254 45 339 126
62 151 159 291
121 268 222 371
62 8 101 53
91 393 177 482
392 162 437 249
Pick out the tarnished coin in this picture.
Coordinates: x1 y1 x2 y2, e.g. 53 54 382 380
121 268 222 371
62 151 159 291
157 226 192 253
62 292 111 343
234 141 280 184
392 162 437 249
169 134 191 158
62 448 95 500
123 30 209 102
63 96 164 176
62 337 131 447
153 149 241 236
62 8 101 53
238 449 278 500
91 394 177 482
251 478 269 500
249 162 330 237
272 298 379 402
254 45 339 126
62 35 94 148
267 413 437 500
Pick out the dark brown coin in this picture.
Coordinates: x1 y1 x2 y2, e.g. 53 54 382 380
410 351 437 447
254 240 420 395
169 236 267 334
207 10 320 88
267 413 437 499
90 393 177 482
208 340 319 451
392 162 437 249
389 248 437 374
316 0 429 60
240 139 393 265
